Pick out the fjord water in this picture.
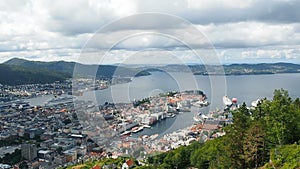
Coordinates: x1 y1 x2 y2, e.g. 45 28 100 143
27 72 300 137
79 72 300 109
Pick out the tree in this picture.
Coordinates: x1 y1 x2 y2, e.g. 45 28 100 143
263 143 300 169
243 122 267 168
19 161 28 169
56 147 63 154
190 138 227 169
262 89 300 146
224 102 251 168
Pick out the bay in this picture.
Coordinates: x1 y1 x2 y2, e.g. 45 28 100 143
78 72 300 109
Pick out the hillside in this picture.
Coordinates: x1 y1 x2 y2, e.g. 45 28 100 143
223 62 300 75
144 63 300 75
0 64 70 85
193 63 300 75
4 58 150 79
4 58 76 73
3 58 300 85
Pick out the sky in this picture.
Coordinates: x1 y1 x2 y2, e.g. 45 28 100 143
1 0 300 64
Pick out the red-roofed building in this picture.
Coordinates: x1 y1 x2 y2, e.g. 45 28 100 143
91 164 101 169
122 159 134 169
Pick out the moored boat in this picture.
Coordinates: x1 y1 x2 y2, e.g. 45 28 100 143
251 99 261 107
120 130 131 136
223 95 232 106
143 125 151 128
132 126 144 133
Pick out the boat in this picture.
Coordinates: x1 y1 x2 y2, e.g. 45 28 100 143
193 116 203 122
149 134 159 140
131 127 139 131
200 114 208 119
120 130 131 136
143 125 151 128
45 96 74 106
193 100 209 107
223 95 232 106
251 99 261 107
132 126 144 133
141 135 149 139
193 112 203 122
137 126 144 132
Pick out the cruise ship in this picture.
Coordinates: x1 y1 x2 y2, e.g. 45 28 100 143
45 96 74 106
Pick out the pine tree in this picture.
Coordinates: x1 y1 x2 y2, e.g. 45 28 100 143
225 102 251 168
243 121 267 168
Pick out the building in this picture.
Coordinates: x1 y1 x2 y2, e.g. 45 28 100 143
38 150 52 160
63 148 77 162
122 159 134 169
91 165 101 169
21 143 37 161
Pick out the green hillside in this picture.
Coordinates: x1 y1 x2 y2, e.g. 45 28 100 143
0 64 70 85
4 58 150 79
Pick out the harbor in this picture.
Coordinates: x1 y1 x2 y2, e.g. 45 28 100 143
73 89 227 157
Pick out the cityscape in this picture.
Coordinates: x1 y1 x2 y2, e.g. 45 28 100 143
1 0 300 169
0 76 229 168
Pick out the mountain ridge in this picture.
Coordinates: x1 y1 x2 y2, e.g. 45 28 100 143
1 58 151 85
2 58 300 85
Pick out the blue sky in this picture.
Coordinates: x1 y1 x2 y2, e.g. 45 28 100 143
1 0 300 64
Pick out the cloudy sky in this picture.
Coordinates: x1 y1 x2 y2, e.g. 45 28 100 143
1 0 300 64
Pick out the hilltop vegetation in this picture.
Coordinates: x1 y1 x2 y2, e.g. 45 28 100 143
1 58 151 85
5 58 151 79
0 64 70 85
4 58 76 74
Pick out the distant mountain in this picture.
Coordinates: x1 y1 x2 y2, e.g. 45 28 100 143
5 58 75 74
143 63 300 75
2 58 151 85
0 64 70 85
3 58 300 85
222 63 300 75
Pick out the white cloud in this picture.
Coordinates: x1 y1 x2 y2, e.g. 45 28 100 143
0 0 300 64
197 22 300 48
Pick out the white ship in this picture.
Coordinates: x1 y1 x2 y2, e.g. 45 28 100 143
223 95 232 106
45 96 74 106
193 112 205 123
120 130 131 136
143 125 152 128
149 134 159 140
193 100 210 107
132 126 144 133
251 99 261 107
193 116 203 122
